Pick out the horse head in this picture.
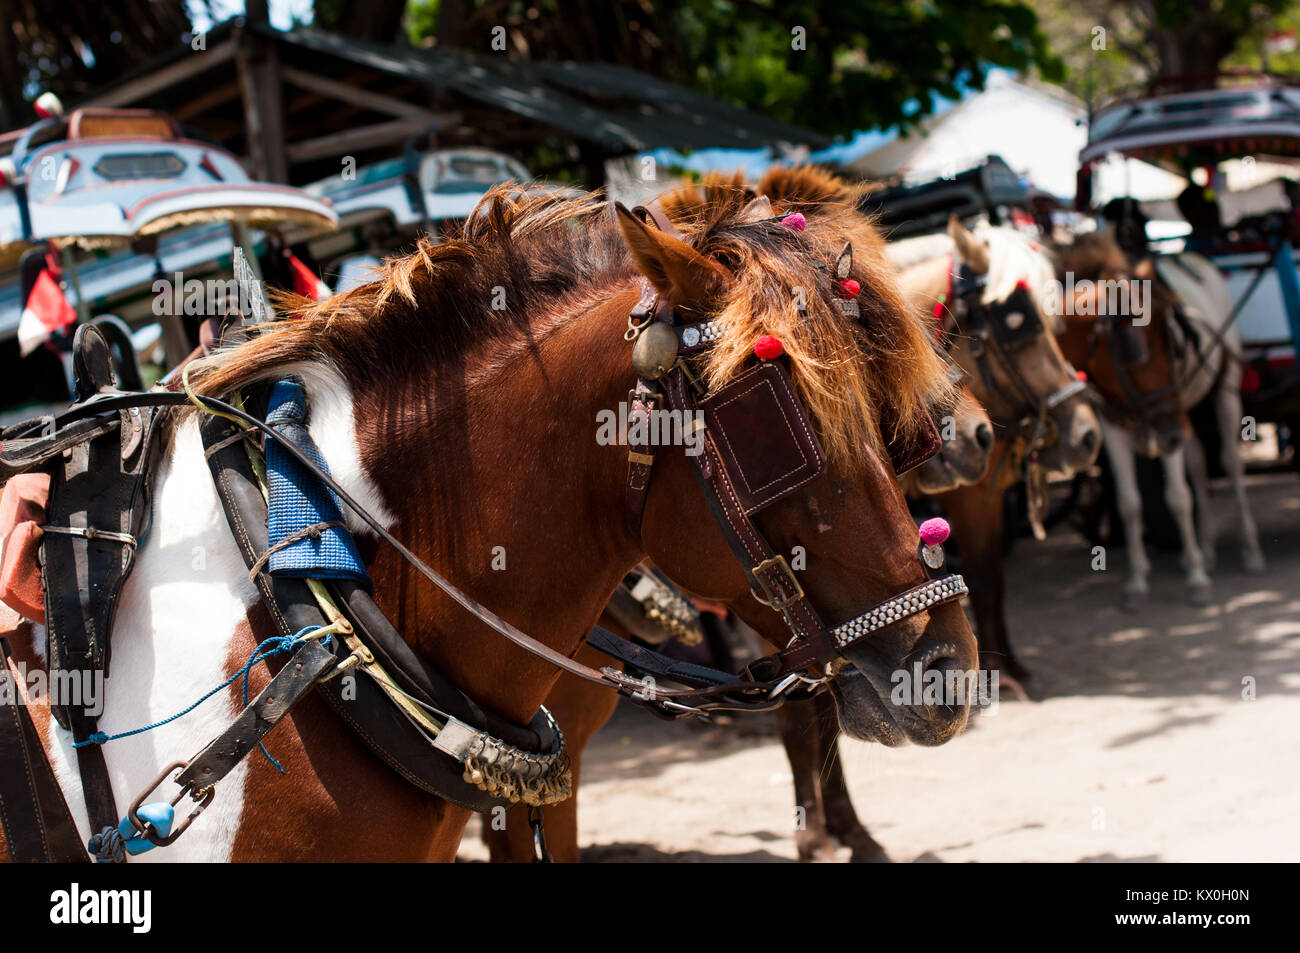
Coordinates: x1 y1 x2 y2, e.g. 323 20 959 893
621 168 980 746
892 219 1102 478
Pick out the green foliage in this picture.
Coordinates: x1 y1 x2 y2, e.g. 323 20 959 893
673 0 1062 132
409 0 1062 135
1035 0 1299 110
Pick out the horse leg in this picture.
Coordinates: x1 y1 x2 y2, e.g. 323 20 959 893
1160 445 1212 604
1183 428 1217 573
1101 419 1152 609
815 692 889 862
1214 382 1266 573
938 477 1027 685
483 644 621 863
778 697 836 862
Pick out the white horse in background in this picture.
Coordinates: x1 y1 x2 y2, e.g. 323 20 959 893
1104 252 1265 608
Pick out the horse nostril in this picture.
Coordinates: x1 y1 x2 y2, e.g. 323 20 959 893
974 422 993 452
1081 426 1100 454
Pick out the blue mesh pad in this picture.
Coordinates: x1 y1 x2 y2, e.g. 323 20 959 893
264 379 371 589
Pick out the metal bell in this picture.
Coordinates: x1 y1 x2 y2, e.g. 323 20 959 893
921 543 945 570
631 322 680 379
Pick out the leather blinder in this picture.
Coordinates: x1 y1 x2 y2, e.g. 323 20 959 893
698 361 825 515
883 410 943 477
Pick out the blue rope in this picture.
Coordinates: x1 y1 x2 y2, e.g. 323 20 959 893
87 825 126 863
73 627 330 774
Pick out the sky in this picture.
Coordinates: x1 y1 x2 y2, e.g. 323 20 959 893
185 0 316 32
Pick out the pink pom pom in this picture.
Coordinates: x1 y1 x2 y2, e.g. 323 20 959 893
781 212 806 232
918 517 950 546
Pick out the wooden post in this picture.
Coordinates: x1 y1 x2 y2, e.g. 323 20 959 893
234 21 289 183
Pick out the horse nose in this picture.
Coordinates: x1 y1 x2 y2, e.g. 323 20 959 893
974 422 993 452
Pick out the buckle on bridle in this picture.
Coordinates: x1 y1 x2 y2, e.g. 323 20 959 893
750 555 805 610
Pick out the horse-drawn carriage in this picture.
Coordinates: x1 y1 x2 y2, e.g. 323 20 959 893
293 147 532 294
0 97 338 406
858 154 1040 240
1077 72 1300 442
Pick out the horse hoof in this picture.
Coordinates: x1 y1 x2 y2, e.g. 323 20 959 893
1243 552 1266 575
1121 590 1147 613
849 845 893 863
1187 581 1213 606
795 832 837 864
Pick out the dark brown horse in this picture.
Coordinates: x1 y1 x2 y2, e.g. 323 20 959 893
1 173 974 862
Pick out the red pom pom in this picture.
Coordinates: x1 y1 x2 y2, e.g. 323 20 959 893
1241 363 1260 394
1015 279 1031 292
781 213 807 232
1075 369 1088 381
836 277 861 299
754 335 784 360
918 517 950 546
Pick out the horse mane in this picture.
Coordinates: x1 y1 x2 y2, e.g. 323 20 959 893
653 166 953 460
890 225 1063 332
193 186 631 398
193 170 951 468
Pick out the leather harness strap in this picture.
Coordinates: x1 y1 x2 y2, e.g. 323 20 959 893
40 325 165 851
0 638 88 862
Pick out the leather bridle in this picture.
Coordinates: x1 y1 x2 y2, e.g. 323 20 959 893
1078 290 1184 437
942 256 1089 453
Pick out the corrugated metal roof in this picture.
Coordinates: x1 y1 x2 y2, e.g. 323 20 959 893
274 28 828 152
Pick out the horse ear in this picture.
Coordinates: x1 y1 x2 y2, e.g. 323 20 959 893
736 195 773 223
948 215 990 275
613 202 728 306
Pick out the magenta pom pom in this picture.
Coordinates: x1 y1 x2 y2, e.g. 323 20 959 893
918 517 950 546
781 212 806 232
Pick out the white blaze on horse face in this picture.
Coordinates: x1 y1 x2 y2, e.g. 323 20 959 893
39 417 260 862
284 361 398 537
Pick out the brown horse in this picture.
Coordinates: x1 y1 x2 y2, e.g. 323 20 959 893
758 217 1111 863
889 218 1102 685
1 172 975 862
1055 230 1187 460
1053 228 1257 609
486 170 993 864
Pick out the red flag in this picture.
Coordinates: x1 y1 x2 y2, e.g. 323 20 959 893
287 253 331 301
18 253 76 356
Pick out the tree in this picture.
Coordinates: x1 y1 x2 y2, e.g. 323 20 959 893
406 0 1063 134
0 0 194 130
1037 0 1294 109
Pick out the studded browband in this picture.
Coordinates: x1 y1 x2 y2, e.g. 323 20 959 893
617 202 968 689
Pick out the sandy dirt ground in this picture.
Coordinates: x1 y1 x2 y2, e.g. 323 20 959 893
459 468 1300 862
